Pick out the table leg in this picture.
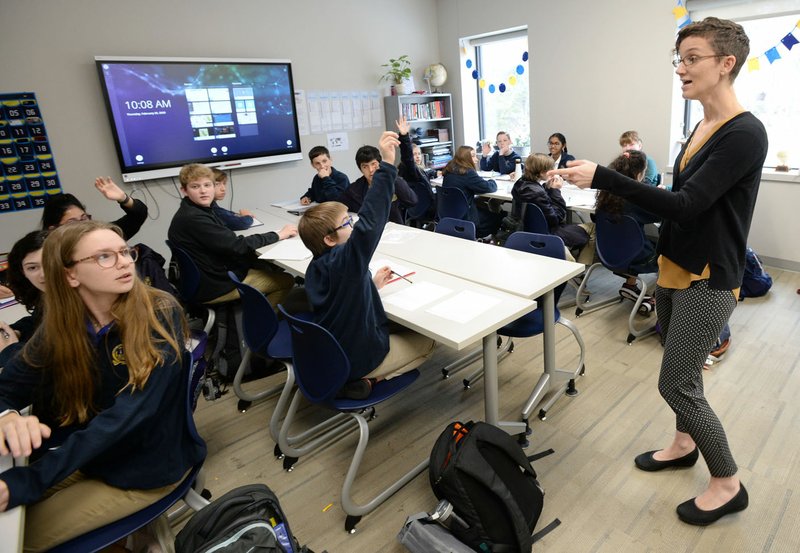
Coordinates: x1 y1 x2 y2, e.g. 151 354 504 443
542 290 555 377
483 331 499 426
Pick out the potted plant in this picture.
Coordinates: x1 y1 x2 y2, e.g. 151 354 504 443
380 55 413 95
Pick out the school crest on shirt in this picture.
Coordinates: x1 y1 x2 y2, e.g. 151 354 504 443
111 344 126 366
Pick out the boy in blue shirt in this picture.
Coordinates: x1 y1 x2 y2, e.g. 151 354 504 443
299 146 350 205
298 131 434 399
211 168 255 231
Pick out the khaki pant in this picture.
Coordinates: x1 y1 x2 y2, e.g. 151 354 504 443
569 222 596 265
24 471 181 552
365 329 436 380
208 268 294 307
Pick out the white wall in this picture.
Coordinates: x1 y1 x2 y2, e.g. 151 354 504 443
0 0 442 253
434 0 800 268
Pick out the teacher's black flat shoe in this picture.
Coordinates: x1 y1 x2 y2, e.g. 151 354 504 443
677 484 748 526
634 447 699 471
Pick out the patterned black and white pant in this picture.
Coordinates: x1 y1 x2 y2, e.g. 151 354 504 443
655 279 738 478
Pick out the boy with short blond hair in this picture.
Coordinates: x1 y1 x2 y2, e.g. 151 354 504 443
169 163 295 305
299 131 434 399
299 146 350 205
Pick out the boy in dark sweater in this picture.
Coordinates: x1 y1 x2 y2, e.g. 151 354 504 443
300 146 350 205
298 131 434 399
168 164 295 306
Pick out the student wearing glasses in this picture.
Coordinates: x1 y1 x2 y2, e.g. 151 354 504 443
551 17 766 526
298 131 434 399
41 177 148 240
547 133 575 169
0 221 206 551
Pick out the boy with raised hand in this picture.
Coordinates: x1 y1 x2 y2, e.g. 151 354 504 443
211 168 255 231
169 163 295 306
338 144 418 224
299 146 350 205
298 131 434 399
480 131 520 175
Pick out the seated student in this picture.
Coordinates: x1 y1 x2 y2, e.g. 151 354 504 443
596 150 660 311
396 116 436 222
168 163 295 306
619 130 660 186
0 231 48 365
0 220 206 552
442 145 503 239
339 145 418 224
547 132 575 169
298 131 435 399
300 146 350 205
211 168 255 231
502 153 594 263
480 131 521 175
41 177 148 240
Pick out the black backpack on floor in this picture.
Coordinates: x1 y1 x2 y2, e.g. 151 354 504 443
429 421 559 552
175 484 311 553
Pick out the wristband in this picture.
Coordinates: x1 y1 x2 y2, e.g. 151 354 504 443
118 194 129 205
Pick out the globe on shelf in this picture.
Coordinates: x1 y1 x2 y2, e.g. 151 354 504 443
423 63 448 91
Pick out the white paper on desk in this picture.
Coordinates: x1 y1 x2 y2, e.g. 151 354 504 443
379 228 417 244
0 297 17 307
249 218 264 228
258 239 312 261
270 200 316 213
382 281 452 311
426 290 502 324
369 258 415 280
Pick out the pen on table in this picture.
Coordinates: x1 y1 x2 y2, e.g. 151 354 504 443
391 270 414 284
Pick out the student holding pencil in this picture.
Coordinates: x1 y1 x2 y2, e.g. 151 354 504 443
298 130 434 399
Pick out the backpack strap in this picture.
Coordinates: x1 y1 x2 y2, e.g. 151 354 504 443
531 518 561 543
527 448 555 463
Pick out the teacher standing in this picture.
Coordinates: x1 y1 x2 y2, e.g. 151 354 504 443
551 17 766 526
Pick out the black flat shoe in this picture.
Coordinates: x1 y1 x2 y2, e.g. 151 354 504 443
677 484 748 526
634 447 699 471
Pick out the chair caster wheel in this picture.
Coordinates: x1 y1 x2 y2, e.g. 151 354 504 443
496 335 502 348
538 409 547 421
508 341 515 353
237 399 251 413
566 379 578 396
200 488 213 500
579 364 586 376
575 308 583 317
345 515 361 533
518 434 530 448
462 380 471 389
627 333 636 344
441 368 450 379
283 456 297 472
274 444 283 459
524 419 532 436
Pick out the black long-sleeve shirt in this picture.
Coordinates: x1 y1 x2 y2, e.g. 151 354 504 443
591 112 767 290
168 197 280 302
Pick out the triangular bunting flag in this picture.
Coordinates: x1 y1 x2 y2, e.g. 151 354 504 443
747 57 761 72
673 5 688 19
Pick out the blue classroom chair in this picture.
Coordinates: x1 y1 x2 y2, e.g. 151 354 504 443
278 306 427 534
522 202 549 235
574 213 657 344
227 272 347 471
435 217 476 241
436 186 470 221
